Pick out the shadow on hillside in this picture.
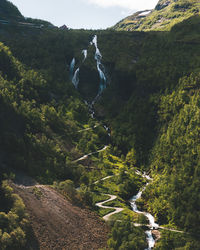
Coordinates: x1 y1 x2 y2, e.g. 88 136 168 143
13 170 38 187
24 226 40 250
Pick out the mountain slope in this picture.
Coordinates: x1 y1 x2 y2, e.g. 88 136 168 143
113 0 200 31
0 0 200 249
0 40 108 183
144 72 200 233
0 0 23 20
12 182 108 250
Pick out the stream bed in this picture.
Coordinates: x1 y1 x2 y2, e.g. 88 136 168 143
130 174 159 249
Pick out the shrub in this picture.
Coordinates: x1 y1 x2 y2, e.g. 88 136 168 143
0 181 28 249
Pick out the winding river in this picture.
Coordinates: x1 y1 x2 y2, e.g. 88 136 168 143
70 34 158 249
94 171 158 249
130 173 159 249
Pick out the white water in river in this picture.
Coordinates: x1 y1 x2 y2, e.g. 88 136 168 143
130 174 159 249
69 34 157 249
145 230 156 249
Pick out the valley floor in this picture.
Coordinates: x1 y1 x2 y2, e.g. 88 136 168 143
12 182 109 250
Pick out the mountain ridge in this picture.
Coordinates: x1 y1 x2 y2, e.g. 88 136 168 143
0 0 23 20
113 0 200 31
0 0 200 249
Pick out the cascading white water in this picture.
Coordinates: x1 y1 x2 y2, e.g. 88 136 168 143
97 62 107 93
68 36 160 250
103 125 111 137
91 35 107 96
92 35 101 59
69 58 75 80
130 174 159 250
72 68 80 89
69 37 159 250
82 49 87 62
145 212 159 230
69 35 107 102
145 231 156 249
69 49 87 88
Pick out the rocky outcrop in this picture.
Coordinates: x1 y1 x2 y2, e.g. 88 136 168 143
155 0 172 10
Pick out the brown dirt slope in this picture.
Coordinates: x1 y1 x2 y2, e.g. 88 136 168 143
12 184 109 250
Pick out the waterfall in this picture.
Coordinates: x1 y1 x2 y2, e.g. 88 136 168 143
69 35 107 102
69 58 75 80
82 49 87 62
91 35 107 95
72 68 80 89
92 35 102 60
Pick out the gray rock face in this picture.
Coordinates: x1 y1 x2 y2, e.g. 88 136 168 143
155 0 171 10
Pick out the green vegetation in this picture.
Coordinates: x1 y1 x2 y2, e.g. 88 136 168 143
32 187 43 199
97 18 200 164
0 180 28 250
0 0 23 21
155 230 200 249
0 39 109 184
107 220 147 249
109 210 149 225
113 0 200 32
54 150 143 220
0 0 200 248
143 73 200 235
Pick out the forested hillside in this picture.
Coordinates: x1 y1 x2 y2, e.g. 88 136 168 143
0 35 111 182
0 0 200 249
143 73 200 248
0 0 23 20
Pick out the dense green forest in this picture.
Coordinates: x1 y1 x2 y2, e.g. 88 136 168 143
0 0 23 20
0 176 28 249
145 73 200 232
0 39 110 183
0 0 200 248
